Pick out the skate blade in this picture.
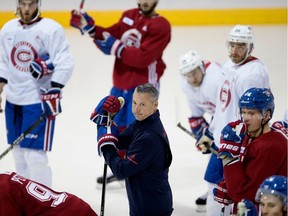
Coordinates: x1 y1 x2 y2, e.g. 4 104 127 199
195 205 206 213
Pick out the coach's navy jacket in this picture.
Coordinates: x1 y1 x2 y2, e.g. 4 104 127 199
103 110 173 216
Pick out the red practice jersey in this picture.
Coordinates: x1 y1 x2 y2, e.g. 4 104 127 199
0 171 98 216
224 129 288 203
94 8 171 90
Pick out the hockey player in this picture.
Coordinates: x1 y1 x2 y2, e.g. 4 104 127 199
0 0 74 187
236 175 287 216
0 171 98 216
90 83 174 216
70 0 171 185
195 25 270 216
213 88 287 215
179 50 223 212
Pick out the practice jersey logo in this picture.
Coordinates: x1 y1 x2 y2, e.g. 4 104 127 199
11 41 37 72
220 80 231 112
121 29 142 48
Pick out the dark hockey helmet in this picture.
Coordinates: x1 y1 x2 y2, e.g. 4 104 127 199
255 175 287 206
239 87 275 118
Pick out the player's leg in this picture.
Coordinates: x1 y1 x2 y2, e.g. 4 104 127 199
20 103 53 187
25 148 52 187
5 101 30 178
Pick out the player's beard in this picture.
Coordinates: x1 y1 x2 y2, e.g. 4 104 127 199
20 9 39 24
138 2 157 16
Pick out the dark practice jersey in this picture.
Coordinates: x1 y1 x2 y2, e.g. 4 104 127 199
103 110 173 216
224 129 288 203
94 8 171 90
0 171 98 216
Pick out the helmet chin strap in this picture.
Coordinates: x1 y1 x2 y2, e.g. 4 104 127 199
232 44 254 66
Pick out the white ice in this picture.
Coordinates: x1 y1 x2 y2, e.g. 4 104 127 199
0 25 287 216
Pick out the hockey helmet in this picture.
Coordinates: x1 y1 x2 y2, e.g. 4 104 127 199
255 175 287 206
239 88 275 118
179 50 204 75
228 25 254 45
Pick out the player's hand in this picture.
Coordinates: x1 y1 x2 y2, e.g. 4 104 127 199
213 179 233 205
30 54 54 80
70 9 95 35
195 127 218 154
90 95 122 126
41 87 62 119
218 120 246 161
188 116 209 140
94 32 124 58
237 199 258 216
97 125 118 156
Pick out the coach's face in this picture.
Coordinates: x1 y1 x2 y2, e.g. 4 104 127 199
132 91 158 121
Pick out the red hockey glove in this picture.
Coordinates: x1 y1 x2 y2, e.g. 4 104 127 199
213 179 233 205
94 32 124 58
70 9 95 35
30 54 54 80
188 116 209 139
218 120 246 164
90 95 123 126
195 127 219 155
41 87 62 120
97 125 118 156
271 121 288 137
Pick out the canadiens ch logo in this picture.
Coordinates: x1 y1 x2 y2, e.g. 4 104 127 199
10 41 37 72
220 80 231 112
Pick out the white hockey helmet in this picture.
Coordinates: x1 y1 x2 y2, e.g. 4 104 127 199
227 25 254 51
179 50 204 75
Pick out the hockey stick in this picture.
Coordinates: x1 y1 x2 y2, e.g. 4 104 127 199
177 122 197 139
177 122 219 155
100 113 111 216
79 0 85 10
0 114 45 160
100 97 125 216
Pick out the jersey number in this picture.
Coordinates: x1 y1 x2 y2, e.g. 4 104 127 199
26 182 68 207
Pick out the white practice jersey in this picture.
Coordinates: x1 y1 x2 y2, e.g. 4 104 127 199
180 61 224 118
0 18 74 105
210 57 270 147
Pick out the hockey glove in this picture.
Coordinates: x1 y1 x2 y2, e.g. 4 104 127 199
271 120 288 137
70 9 95 35
213 179 233 205
41 87 62 119
237 199 258 216
30 54 54 80
90 95 122 126
195 127 218 155
97 125 118 156
218 120 246 165
94 32 124 58
189 116 209 140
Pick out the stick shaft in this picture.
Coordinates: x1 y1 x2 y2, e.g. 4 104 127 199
177 122 196 139
79 0 85 9
0 114 45 160
100 113 112 216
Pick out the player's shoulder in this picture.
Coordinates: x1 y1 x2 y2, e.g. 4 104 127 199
39 17 63 29
1 18 19 31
